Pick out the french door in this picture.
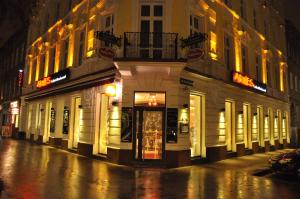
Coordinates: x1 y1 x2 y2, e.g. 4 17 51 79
133 108 165 161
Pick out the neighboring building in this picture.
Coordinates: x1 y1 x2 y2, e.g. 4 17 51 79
285 20 300 147
0 27 27 138
19 0 289 167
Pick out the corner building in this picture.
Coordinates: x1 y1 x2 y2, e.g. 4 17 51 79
20 0 290 167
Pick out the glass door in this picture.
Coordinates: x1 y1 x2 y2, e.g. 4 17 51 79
134 109 164 160
72 97 81 148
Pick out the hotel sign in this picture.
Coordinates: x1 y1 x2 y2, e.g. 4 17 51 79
36 69 70 89
232 71 267 93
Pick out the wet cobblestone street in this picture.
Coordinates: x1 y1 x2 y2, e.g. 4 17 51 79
0 139 300 199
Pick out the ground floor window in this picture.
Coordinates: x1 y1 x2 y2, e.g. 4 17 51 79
190 94 205 157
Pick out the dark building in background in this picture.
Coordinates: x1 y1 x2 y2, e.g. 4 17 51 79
285 20 300 147
0 27 27 138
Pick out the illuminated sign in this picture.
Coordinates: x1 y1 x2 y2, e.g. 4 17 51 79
232 71 267 93
10 101 19 115
36 69 70 89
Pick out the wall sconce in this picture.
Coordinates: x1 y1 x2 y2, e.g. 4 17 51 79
40 108 44 112
183 104 189 109
105 84 116 97
112 101 118 106
51 108 54 111
238 111 243 115
78 105 83 109
253 113 257 116
64 106 69 109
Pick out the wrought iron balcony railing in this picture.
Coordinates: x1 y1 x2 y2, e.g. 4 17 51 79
123 32 178 60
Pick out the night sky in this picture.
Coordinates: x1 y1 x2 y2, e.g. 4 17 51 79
0 0 300 47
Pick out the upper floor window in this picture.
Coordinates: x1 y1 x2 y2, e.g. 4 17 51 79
49 47 56 75
190 15 204 49
255 54 261 81
240 0 246 20
62 39 69 69
266 61 272 86
253 9 257 29
290 72 294 90
241 45 248 74
224 33 233 70
103 15 114 47
78 31 85 66
55 2 60 21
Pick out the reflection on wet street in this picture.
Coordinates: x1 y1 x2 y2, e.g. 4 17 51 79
0 139 300 199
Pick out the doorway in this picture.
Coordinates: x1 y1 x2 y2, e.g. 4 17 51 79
190 94 205 157
98 94 109 155
225 101 235 151
72 97 81 149
134 108 164 160
243 104 251 149
44 101 52 143
140 4 163 59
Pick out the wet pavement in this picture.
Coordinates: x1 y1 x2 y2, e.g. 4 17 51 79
0 139 300 199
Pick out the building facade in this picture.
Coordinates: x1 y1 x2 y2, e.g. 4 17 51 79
0 27 27 138
286 20 300 148
20 0 290 167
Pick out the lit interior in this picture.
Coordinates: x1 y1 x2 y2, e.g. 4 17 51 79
134 92 165 107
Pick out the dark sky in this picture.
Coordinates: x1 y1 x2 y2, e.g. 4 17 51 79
0 0 300 47
284 0 300 29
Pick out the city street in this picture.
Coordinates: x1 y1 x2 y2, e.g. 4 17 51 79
0 139 300 199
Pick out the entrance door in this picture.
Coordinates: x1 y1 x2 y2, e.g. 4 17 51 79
134 109 164 160
98 94 109 155
225 101 235 151
72 97 81 148
140 4 163 59
190 94 205 157
44 101 52 143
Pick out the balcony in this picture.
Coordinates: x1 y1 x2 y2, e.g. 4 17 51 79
121 32 179 61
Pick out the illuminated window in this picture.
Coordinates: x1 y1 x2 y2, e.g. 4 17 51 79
86 30 94 57
210 31 217 60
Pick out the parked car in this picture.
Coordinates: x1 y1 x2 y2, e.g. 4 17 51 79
269 149 300 177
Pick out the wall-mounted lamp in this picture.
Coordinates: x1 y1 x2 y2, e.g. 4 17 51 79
265 114 269 117
78 105 83 109
51 108 54 111
40 108 44 112
112 101 118 106
253 113 257 116
238 111 243 115
183 104 189 109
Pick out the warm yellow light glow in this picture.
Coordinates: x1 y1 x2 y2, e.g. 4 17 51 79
280 62 285 92
32 37 42 46
210 32 217 60
261 49 267 84
264 116 269 140
86 29 95 57
54 44 60 73
89 15 96 21
28 59 33 85
44 50 50 77
237 30 245 36
274 117 279 139
234 38 241 72
72 0 85 13
35 56 40 81
237 113 244 142
258 33 265 41
252 115 258 141
48 20 62 33
219 111 226 142
67 35 74 67
105 84 116 97
209 16 216 24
